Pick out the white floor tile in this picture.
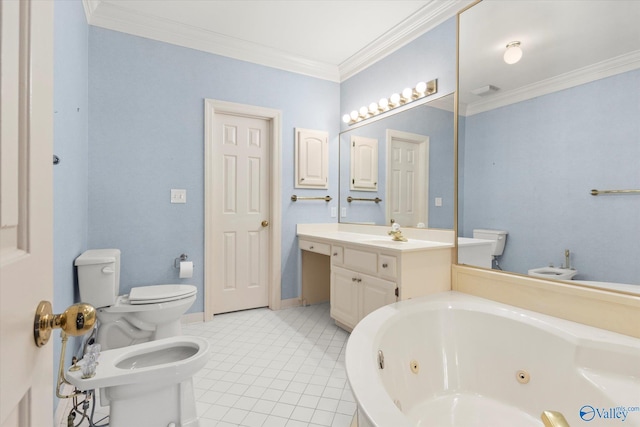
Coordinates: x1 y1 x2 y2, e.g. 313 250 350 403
73 303 356 427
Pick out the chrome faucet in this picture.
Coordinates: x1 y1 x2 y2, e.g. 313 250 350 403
388 223 407 242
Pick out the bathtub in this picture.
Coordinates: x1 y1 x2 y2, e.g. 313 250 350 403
346 291 640 427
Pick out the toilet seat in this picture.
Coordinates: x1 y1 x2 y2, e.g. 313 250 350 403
128 284 196 305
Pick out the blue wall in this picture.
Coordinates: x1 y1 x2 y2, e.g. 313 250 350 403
87 27 340 306
461 69 640 284
340 18 457 132
53 11 457 318
53 0 88 407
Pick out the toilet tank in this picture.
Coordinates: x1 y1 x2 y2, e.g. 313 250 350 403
472 229 508 257
74 249 121 308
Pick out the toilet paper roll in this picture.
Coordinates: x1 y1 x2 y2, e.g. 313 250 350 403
179 261 193 279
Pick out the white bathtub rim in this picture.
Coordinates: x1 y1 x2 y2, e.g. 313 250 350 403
345 291 640 427
573 280 640 295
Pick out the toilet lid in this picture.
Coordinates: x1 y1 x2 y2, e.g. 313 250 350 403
128 284 197 305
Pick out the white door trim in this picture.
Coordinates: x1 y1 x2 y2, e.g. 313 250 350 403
204 99 282 319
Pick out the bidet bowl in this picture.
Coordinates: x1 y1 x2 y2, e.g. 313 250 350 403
528 267 578 281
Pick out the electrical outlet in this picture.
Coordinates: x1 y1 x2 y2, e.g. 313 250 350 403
435 197 442 207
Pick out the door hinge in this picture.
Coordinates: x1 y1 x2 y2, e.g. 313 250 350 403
395 287 399 298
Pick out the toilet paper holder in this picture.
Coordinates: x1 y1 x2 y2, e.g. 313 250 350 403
174 254 188 269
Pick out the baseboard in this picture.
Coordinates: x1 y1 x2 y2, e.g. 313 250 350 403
280 297 302 309
181 311 204 324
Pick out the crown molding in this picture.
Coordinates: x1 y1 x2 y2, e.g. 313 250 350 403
463 50 640 116
81 0 469 83
339 0 471 81
84 1 341 81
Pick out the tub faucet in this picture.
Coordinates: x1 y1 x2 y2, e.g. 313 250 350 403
388 223 407 242
541 410 570 427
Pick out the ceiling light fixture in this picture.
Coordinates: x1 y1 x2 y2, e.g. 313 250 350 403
504 41 522 65
343 79 438 126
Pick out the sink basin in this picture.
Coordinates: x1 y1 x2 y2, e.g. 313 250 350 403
528 267 578 281
364 239 408 245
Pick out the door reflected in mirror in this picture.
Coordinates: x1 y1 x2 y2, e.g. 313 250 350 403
457 0 640 290
339 93 455 229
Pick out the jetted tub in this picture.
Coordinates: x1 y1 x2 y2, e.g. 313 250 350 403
346 292 640 427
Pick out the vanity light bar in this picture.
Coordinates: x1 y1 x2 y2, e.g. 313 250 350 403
342 79 437 125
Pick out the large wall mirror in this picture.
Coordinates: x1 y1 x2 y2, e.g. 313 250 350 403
458 1 640 292
339 93 455 230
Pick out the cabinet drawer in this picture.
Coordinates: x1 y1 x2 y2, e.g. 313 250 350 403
344 247 377 275
299 239 330 256
331 245 344 264
379 255 397 279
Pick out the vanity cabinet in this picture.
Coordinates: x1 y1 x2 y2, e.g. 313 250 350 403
331 266 397 330
298 224 453 332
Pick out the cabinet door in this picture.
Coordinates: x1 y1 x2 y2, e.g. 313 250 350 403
295 128 328 188
360 275 397 321
330 266 359 329
350 135 378 191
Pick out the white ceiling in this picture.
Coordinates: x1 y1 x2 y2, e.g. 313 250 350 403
83 0 469 82
459 1 640 115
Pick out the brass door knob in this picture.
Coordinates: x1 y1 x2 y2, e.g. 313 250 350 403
261 220 269 227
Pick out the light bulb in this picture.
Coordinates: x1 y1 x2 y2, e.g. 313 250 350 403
401 87 413 101
342 114 351 123
415 81 427 95
369 103 378 114
350 110 359 121
389 93 400 106
378 98 389 110
359 106 368 118
504 41 522 65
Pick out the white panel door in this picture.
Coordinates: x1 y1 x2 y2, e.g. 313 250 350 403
211 113 270 314
387 130 429 227
1 0 54 425
350 135 378 191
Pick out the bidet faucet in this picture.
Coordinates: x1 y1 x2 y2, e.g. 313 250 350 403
562 249 571 269
388 223 407 242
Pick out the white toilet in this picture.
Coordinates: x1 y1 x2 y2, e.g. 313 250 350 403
75 249 197 350
65 336 210 427
472 229 508 267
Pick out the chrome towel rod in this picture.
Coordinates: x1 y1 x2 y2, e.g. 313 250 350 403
590 189 640 196
291 195 332 202
347 196 382 203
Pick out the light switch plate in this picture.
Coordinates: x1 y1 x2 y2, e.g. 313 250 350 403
435 197 442 207
171 189 187 204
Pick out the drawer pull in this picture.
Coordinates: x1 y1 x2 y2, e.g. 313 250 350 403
333 252 338 256
357 278 362 283
382 263 388 268
352 277 357 282
310 245 314 250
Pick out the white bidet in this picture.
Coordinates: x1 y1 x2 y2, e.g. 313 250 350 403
65 336 209 427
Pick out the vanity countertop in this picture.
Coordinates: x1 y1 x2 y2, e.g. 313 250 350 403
297 225 454 253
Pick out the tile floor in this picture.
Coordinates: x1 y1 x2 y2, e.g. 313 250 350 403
72 302 356 427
